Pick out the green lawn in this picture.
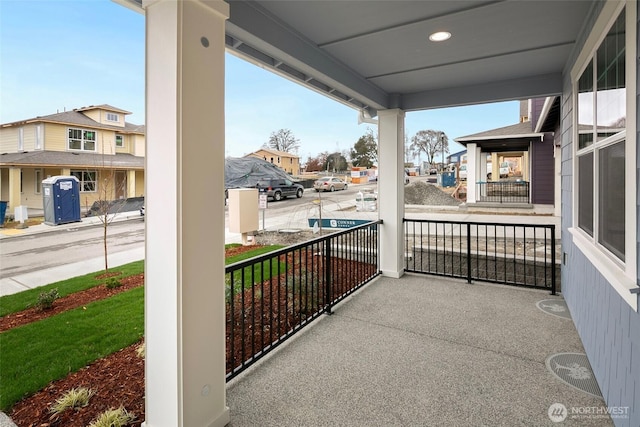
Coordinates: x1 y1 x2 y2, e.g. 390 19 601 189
0 245 283 411
0 261 144 317
0 287 144 410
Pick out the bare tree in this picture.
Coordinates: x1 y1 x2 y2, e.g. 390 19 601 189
87 137 128 273
264 128 300 153
410 130 449 167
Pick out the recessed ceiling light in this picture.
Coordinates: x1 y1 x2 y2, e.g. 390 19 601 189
429 31 451 42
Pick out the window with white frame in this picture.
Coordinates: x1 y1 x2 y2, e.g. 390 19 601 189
70 170 97 192
18 127 24 151
575 8 626 262
68 128 96 151
35 124 43 150
115 134 124 148
35 169 42 194
106 113 119 122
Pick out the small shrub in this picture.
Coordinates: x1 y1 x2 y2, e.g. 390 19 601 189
36 288 60 310
88 406 136 427
105 278 123 289
49 387 94 415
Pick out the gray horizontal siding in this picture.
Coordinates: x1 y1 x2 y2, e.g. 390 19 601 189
562 245 640 427
560 2 639 426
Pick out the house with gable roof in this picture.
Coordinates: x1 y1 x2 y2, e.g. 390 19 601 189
245 148 300 176
455 99 559 215
0 104 145 213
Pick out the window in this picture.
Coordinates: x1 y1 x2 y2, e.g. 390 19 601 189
68 128 96 151
35 170 42 194
115 134 124 148
18 128 24 151
35 125 43 150
575 9 626 261
106 113 119 122
71 170 97 192
571 3 636 308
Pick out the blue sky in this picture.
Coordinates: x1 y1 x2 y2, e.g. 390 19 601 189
1 0 520 163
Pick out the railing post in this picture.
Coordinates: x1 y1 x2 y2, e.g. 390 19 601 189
550 225 556 295
324 239 332 314
466 222 472 283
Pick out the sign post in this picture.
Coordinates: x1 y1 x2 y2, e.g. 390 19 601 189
259 194 268 231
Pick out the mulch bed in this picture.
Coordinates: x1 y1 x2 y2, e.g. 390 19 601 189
4 243 377 426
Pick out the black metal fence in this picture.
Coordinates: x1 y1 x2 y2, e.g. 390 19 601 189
477 181 530 203
225 220 381 381
404 218 557 293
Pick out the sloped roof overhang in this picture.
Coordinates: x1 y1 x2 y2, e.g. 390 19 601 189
114 0 596 114
0 151 144 170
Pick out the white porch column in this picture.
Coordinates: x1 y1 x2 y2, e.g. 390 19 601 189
378 109 405 278
143 1 229 426
466 144 478 203
8 168 21 211
127 169 136 198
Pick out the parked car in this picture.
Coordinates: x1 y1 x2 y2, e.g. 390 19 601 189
314 176 348 192
256 178 304 201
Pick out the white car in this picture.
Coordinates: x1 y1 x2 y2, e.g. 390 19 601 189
314 177 348 192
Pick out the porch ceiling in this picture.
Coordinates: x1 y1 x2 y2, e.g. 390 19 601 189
122 0 595 115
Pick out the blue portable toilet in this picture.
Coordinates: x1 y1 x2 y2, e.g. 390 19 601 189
441 171 456 188
0 201 7 227
42 176 81 225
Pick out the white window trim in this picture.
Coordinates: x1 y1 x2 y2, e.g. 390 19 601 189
106 113 119 122
67 127 97 152
18 127 24 151
115 134 124 148
71 170 98 193
35 124 43 150
34 169 42 194
570 0 637 310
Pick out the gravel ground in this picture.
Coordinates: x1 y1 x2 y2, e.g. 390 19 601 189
404 181 461 206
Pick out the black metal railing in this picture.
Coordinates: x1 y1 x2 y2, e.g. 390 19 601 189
404 218 557 293
225 220 381 381
476 181 530 203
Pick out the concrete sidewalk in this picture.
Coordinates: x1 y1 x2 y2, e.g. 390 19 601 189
226 275 610 426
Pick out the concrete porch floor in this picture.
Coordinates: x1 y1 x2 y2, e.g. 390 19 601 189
226 275 612 426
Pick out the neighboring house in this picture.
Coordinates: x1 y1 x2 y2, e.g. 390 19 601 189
246 148 300 175
455 99 557 209
447 150 467 165
0 105 145 212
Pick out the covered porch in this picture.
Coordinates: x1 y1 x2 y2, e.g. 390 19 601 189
226 274 608 426
114 1 613 425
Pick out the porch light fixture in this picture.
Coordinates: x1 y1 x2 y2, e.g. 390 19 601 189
429 31 451 42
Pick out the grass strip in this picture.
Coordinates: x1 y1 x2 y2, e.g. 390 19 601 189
0 260 144 317
225 244 283 264
0 286 144 411
226 245 285 295
0 244 281 410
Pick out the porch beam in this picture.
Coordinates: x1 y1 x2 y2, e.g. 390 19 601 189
143 0 229 426
378 109 405 278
